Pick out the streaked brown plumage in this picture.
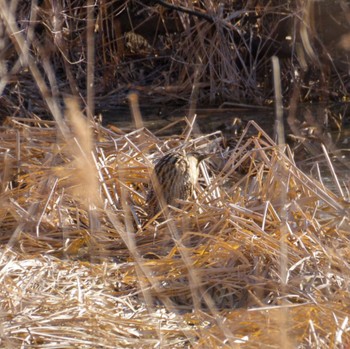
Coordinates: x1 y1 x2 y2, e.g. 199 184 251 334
147 151 208 217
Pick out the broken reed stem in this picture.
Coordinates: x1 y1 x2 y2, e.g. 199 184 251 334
128 92 144 129
184 57 202 142
272 55 292 349
86 0 95 120
272 56 285 146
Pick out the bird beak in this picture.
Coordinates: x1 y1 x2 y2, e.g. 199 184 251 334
197 154 212 163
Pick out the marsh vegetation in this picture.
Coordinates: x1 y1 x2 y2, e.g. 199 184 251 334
0 1 350 348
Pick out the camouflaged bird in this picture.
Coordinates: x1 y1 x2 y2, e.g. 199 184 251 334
147 151 208 217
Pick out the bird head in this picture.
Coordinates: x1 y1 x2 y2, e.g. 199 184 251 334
186 152 210 184
186 152 211 165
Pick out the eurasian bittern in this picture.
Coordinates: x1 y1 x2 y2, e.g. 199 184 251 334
147 151 208 217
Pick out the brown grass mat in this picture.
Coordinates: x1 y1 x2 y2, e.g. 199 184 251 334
0 107 349 347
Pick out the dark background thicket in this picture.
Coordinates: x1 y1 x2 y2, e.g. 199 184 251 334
1 0 350 121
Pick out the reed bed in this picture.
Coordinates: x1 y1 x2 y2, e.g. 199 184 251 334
0 104 349 348
1 0 349 123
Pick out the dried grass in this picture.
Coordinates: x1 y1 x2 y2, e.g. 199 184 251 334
1 1 350 347
1 108 350 348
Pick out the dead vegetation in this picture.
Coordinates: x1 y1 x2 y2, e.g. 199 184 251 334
1 104 350 347
1 1 350 348
1 0 350 121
